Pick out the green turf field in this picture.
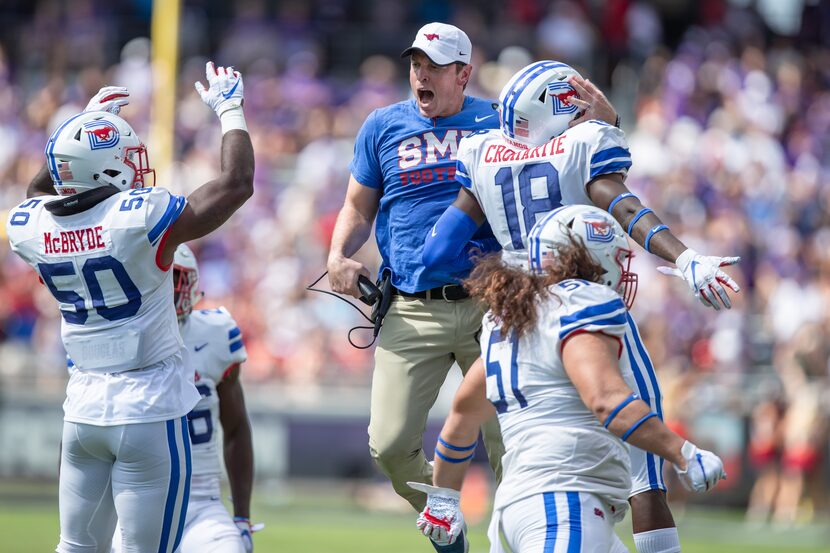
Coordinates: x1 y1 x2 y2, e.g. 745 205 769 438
2 480 828 553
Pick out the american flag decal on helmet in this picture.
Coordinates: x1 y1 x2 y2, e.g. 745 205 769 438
84 120 120 150
56 161 73 181
514 116 530 138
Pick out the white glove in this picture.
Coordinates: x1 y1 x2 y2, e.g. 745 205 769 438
657 248 740 310
673 440 726 492
234 518 253 553
194 61 244 116
408 482 465 546
84 86 129 115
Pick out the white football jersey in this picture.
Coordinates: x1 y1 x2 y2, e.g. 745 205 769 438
456 120 631 265
482 279 654 517
182 307 248 497
8 187 200 424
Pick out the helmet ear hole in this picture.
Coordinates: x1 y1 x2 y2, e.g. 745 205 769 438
103 169 121 177
73 129 82 141
537 90 547 102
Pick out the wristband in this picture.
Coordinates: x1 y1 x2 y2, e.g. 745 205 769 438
435 449 474 464
437 436 477 452
626 208 653 235
604 392 640 429
220 107 248 134
622 412 658 442
644 224 669 253
607 192 637 215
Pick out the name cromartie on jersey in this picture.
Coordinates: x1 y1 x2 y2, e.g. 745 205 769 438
484 134 567 164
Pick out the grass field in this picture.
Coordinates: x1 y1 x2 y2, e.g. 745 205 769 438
2 480 829 553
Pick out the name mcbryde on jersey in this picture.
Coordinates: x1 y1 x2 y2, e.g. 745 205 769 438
43 225 107 254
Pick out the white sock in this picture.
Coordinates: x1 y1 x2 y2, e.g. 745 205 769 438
633 527 681 553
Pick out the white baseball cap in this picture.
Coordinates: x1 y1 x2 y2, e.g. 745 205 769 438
401 22 472 66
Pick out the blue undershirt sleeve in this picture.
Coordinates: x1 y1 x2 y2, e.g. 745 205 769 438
422 205 481 270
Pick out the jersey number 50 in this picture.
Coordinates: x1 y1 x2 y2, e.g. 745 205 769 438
38 256 141 324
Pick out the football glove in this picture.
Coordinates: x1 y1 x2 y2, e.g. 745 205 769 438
234 517 253 553
84 86 129 115
657 248 740 310
673 440 726 493
407 482 465 546
195 61 244 116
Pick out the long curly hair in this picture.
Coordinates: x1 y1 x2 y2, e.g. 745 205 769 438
464 234 606 337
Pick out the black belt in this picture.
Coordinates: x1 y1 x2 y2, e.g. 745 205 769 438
393 284 469 301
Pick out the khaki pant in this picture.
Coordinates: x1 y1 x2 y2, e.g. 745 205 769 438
368 295 504 511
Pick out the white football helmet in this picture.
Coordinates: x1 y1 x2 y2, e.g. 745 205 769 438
498 60 582 148
173 244 203 320
45 111 154 196
528 205 638 308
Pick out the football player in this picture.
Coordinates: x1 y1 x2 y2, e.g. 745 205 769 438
424 60 740 312
7 61 253 553
411 206 726 552
422 61 740 553
112 244 255 553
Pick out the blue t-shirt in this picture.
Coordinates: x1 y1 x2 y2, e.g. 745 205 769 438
349 96 499 292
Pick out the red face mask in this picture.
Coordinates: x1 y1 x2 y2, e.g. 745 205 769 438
124 143 155 188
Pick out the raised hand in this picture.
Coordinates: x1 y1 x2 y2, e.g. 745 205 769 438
658 248 741 310
194 61 244 116
567 76 617 127
84 86 129 115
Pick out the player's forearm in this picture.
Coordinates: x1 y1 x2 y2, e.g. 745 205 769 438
615 416 686 468
432 413 481 491
595 191 684 263
216 128 255 211
27 164 57 198
328 204 373 260
224 421 254 519
614 201 685 263
597 391 685 467
182 130 254 236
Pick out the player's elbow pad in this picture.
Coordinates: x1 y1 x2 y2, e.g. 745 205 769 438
422 206 479 269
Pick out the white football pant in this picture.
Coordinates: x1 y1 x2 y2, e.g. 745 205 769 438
58 417 191 553
495 491 626 552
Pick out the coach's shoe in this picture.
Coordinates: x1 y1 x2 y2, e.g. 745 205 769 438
429 529 469 553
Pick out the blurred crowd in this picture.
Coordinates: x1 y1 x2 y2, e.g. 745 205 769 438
0 0 828 518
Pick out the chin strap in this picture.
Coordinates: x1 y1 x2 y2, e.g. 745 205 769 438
306 271 379 350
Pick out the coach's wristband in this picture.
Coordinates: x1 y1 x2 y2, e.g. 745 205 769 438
220 107 248 134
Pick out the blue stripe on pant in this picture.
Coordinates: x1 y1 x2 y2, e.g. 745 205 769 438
158 416 191 553
566 492 582 553
543 492 558 552
543 492 583 552
172 417 192 552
